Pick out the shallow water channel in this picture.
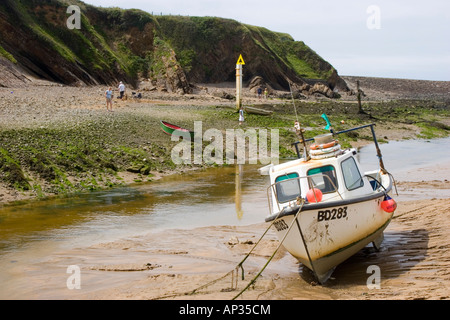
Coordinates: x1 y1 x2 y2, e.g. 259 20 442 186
0 164 269 255
0 137 449 298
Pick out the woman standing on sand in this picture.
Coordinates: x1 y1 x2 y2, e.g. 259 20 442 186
105 87 113 112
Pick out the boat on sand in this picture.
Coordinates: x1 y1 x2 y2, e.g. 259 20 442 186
259 123 397 283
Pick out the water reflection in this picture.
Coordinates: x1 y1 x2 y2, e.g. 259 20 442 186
0 165 269 254
235 164 243 220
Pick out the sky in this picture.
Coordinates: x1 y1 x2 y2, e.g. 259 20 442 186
82 0 450 81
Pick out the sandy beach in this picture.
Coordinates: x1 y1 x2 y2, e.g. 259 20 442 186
0 77 449 301
2 190 448 300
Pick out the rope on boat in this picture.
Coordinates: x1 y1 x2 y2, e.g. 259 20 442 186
389 172 399 196
232 199 305 300
149 200 305 300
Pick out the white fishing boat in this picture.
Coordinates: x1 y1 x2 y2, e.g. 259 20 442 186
260 123 397 283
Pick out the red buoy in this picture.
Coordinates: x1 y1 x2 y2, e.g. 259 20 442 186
306 188 323 203
381 195 397 213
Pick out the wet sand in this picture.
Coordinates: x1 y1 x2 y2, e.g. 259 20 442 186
2 167 448 300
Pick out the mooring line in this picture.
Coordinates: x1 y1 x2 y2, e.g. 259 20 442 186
150 201 304 300
232 200 304 300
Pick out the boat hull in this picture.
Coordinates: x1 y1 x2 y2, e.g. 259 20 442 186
160 121 194 139
269 194 394 283
244 106 273 116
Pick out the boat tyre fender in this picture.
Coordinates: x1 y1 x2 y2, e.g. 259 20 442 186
310 149 342 160
310 144 341 156
310 140 338 150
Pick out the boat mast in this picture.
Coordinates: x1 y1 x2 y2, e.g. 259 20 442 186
288 80 310 161
369 125 387 174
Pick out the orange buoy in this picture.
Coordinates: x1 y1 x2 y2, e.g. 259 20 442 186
381 195 397 213
310 140 338 150
306 188 323 203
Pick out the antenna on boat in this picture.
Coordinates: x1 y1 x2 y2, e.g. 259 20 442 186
288 79 310 161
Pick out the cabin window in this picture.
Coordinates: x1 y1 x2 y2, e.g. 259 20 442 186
341 157 364 190
307 165 338 193
275 173 300 203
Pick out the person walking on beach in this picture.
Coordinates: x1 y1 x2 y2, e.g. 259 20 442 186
105 87 113 112
239 107 245 125
118 81 125 99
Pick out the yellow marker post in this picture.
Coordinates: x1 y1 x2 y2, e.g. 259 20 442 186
237 54 245 65
236 55 245 110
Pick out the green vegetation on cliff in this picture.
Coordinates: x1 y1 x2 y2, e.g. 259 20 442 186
0 0 341 89
0 45 17 63
154 15 336 86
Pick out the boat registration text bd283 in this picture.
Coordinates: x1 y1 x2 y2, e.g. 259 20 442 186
273 206 349 231
317 206 348 222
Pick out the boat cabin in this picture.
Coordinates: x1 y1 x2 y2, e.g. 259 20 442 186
263 138 379 216
258 126 395 284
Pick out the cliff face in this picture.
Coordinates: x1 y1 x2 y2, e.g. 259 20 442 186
0 0 348 94
0 0 138 86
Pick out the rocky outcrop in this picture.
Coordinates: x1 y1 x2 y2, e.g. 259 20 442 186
159 49 192 94
309 83 336 98
248 76 274 94
0 58 32 87
327 69 350 93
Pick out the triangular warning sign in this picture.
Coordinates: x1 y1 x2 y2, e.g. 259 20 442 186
236 54 245 65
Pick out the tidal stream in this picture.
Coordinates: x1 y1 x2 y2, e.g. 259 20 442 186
0 137 449 299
